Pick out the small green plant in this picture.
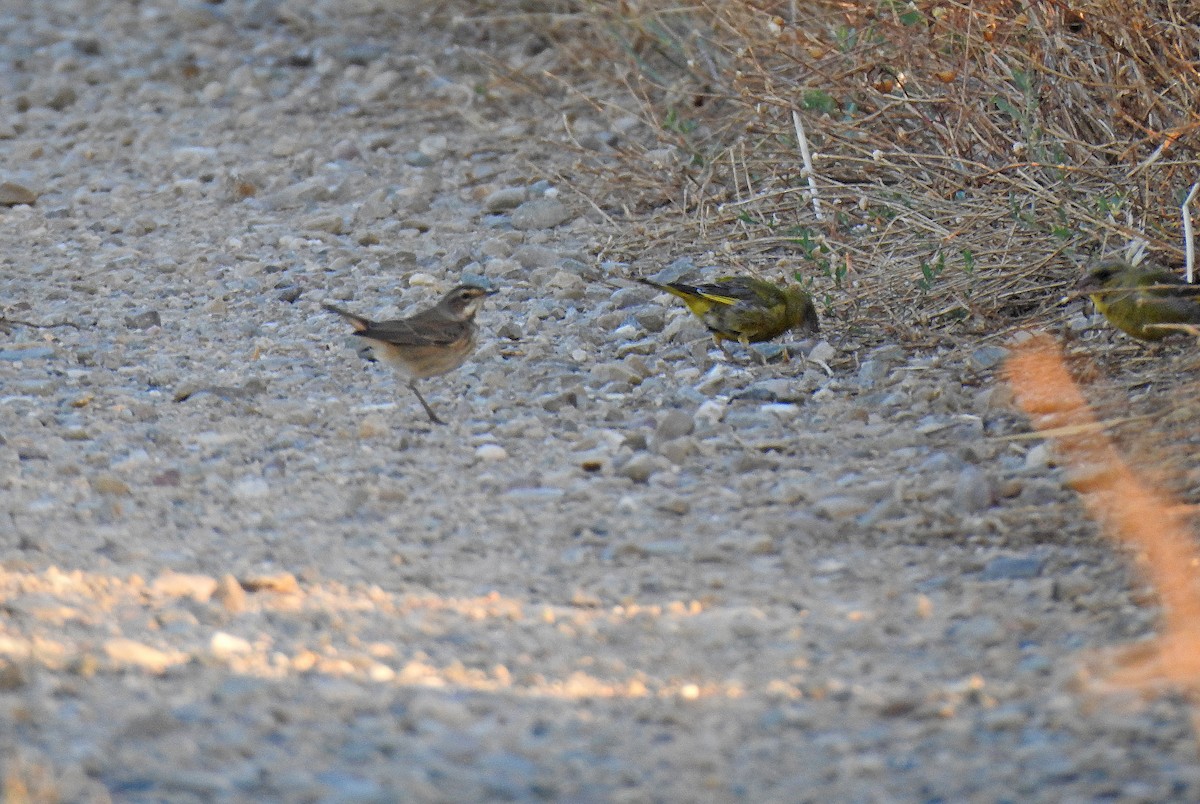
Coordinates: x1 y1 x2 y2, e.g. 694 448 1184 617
1094 193 1126 217
960 248 976 274
916 252 947 292
835 24 858 52
800 90 838 115
782 225 821 259
662 107 698 136
1050 207 1074 241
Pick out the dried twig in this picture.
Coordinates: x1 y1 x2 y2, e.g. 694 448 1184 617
1182 181 1199 283
791 109 824 223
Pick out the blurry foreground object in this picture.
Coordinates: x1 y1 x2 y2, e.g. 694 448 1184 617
1005 335 1200 720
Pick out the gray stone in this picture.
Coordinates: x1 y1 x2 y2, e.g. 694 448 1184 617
952 466 994 513
0 346 54 361
739 379 805 403
969 345 1010 371
124 310 162 330
483 187 527 213
511 198 572 230
980 555 1045 580
404 151 434 167
655 409 695 441
617 453 668 483
511 244 558 268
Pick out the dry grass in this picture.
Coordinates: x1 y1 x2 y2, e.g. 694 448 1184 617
495 0 1200 345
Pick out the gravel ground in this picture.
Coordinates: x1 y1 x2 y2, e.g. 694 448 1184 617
0 2 1197 801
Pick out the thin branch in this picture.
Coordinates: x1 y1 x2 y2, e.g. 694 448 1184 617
791 109 824 222
1182 181 1199 283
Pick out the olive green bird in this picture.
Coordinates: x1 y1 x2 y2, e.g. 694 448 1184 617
638 276 819 350
1076 260 1200 341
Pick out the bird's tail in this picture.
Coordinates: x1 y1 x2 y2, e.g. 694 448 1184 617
638 277 703 301
322 303 371 333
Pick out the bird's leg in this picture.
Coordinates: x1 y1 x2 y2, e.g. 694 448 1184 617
714 335 735 362
408 380 446 425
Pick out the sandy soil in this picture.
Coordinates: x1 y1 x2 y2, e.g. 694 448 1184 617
0 2 1196 801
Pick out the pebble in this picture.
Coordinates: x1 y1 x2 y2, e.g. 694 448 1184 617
232 476 271 499
616 453 668 483
483 187 527 213
124 310 162 329
969 345 1010 371
104 639 181 673
210 631 253 658
739 379 805 403
358 70 401 103
655 409 695 442
980 555 1045 580
151 571 218 602
0 345 55 361
418 134 449 159
511 198 572 230
475 443 508 461
1023 443 1053 471
952 465 994 513
808 340 836 365
0 661 25 690
511 244 558 268
91 474 132 496
656 437 694 464
815 494 873 520
214 574 247 613
0 181 37 205
404 151 434 167
694 398 727 428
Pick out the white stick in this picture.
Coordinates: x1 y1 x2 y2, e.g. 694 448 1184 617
792 109 825 222
1183 182 1199 284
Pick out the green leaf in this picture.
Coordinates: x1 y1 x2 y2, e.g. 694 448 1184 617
801 90 837 115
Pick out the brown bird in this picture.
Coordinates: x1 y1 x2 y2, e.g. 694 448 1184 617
323 284 496 425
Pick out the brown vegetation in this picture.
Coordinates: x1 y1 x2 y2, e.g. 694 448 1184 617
503 0 1200 341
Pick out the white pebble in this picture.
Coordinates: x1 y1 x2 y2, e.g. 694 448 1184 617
232 476 271 499
475 444 508 462
694 398 728 428
210 631 253 658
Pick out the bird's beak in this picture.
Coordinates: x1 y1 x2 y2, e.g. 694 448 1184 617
485 288 500 296
1074 274 1098 292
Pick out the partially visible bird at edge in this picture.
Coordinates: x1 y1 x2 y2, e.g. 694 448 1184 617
1076 260 1200 341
